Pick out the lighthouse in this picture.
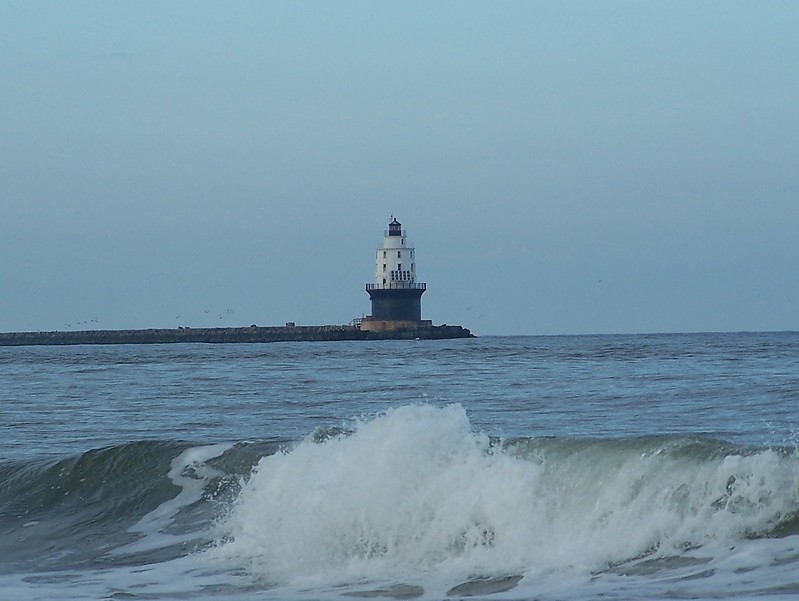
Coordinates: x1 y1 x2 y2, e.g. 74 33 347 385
362 217 429 330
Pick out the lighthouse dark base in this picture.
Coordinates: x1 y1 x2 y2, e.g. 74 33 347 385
366 287 425 321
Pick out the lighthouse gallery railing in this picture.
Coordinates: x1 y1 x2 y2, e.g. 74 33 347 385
366 282 427 291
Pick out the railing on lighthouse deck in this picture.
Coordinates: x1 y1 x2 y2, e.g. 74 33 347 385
366 282 427 291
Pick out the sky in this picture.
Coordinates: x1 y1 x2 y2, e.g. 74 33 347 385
1 1 797 336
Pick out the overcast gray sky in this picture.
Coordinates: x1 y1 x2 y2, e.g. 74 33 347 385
2 1 797 336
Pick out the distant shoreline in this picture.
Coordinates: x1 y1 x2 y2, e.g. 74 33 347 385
0 324 474 346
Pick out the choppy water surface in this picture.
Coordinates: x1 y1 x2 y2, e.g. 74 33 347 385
1 332 798 600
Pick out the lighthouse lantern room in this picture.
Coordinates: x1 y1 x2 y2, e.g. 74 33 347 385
364 217 428 327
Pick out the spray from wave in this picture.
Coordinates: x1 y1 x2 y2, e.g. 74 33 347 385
213 404 799 594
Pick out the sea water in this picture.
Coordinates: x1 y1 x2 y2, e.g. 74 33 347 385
1 332 798 600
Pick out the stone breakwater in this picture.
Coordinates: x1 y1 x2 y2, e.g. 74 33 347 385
0 324 474 346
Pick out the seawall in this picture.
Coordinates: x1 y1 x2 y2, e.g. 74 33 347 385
0 324 474 346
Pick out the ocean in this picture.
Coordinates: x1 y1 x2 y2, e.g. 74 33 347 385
1 332 798 600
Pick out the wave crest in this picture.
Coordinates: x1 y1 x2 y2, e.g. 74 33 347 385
214 404 799 588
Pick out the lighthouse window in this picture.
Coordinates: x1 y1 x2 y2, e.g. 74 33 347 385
382 264 386 272
398 264 402 271
383 251 386 258
397 251 401 258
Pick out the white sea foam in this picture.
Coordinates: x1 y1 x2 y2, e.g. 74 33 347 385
212 404 799 597
113 442 232 556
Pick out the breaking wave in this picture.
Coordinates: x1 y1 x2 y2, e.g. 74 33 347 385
213 404 799 595
5 404 799 599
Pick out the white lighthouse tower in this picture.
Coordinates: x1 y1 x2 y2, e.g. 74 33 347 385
363 217 428 329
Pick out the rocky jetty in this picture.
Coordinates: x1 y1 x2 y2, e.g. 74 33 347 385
0 323 474 346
